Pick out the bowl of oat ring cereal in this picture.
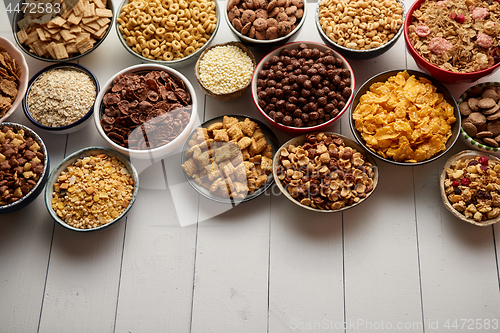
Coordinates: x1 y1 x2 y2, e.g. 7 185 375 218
13 0 114 62
94 63 198 160
23 63 99 135
251 41 355 135
195 42 256 101
349 69 461 166
44 147 139 231
315 0 405 60
0 123 50 214
458 82 500 156
224 0 307 45
273 132 378 212
405 0 500 83
441 150 500 226
115 0 220 68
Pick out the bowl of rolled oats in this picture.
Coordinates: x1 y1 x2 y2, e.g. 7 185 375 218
44 147 139 231
273 132 378 212
405 0 500 83
115 0 220 68
13 0 114 62
441 150 500 226
23 63 99 134
0 123 49 214
315 0 405 60
94 64 197 160
458 82 500 156
181 114 279 204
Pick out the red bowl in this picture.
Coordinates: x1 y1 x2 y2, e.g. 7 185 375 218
404 0 500 84
251 41 355 135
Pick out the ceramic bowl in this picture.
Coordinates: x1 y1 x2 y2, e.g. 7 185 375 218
0 123 49 214
349 69 461 166
251 41 355 135
0 36 29 123
44 147 139 232
315 0 405 60
23 63 99 134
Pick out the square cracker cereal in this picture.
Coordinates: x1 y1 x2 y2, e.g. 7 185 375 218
214 142 240 163
213 129 229 142
241 118 257 136
222 115 239 129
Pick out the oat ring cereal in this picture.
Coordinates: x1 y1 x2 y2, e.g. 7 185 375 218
117 0 217 61
409 0 500 73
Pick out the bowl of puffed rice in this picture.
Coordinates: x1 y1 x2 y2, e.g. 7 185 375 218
44 147 139 232
194 42 256 101
115 0 220 68
404 0 500 83
315 0 405 60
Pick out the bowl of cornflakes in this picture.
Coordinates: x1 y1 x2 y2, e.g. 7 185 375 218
115 0 220 68
181 114 279 204
404 0 500 83
458 82 500 156
315 0 405 60
440 150 500 226
0 36 29 123
349 69 460 166
273 132 378 212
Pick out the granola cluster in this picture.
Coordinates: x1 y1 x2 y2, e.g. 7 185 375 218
444 155 500 222
409 0 500 73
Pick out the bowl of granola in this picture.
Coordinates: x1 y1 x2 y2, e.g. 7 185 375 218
405 0 500 83
441 150 500 226
273 132 378 212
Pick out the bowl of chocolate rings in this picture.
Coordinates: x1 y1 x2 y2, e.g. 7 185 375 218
273 132 378 212
116 0 220 67
315 0 405 60
181 115 279 204
458 82 500 156
349 69 460 166
224 0 307 45
94 64 197 160
23 63 99 134
13 0 114 62
44 147 139 231
0 123 50 214
251 41 355 134
441 150 500 226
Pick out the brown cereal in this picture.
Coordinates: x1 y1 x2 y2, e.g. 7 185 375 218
0 48 21 118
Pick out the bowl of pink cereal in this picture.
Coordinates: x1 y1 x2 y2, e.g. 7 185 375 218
405 0 500 83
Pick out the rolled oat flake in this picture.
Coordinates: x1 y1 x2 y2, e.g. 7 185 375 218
27 68 96 127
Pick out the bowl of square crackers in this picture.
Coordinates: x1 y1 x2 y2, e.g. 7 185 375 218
0 37 29 123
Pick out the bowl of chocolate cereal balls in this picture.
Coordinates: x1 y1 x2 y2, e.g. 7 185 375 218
315 0 405 60
458 82 500 156
273 132 378 212
44 147 139 231
116 0 220 68
23 63 99 135
251 41 355 134
0 123 50 214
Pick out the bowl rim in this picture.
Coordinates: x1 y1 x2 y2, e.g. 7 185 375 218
115 0 220 65
22 62 100 131
272 131 379 213
223 0 307 44
314 0 406 55
11 0 114 62
44 146 139 232
181 113 279 204
0 122 49 212
403 0 500 79
348 69 461 166
93 63 198 156
0 36 29 123
251 41 355 133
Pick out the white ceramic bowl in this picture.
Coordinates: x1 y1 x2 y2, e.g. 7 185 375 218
44 147 139 232
94 64 197 160
0 36 29 123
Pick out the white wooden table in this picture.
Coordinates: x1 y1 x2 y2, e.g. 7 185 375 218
1 1 500 332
